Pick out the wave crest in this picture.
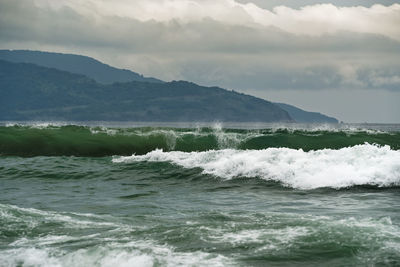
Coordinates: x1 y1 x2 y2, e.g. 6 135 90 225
113 144 400 189
0 125 399 156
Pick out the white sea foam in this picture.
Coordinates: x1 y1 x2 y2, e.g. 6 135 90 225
113 143 400 189
200 213 400 255
0 242 230 267
90 126 118 135
219 226 310 247
101 125 262 149
1 203 400 266
2 213 398 267
0 203 125 231
265 123 388 134
4 122 70 128
0 204 231 267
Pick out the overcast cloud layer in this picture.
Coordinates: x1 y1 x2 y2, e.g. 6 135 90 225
0 0 399 122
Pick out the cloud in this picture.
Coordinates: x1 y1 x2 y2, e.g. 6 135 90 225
0 0 400 92
28 0 400 41
238 0 400 10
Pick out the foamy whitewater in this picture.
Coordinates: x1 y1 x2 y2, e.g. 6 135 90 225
114 144 400 189
1 123 400 266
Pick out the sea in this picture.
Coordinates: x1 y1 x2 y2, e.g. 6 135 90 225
0 122 399 267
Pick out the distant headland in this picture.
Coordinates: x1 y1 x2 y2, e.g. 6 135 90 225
0 50 338 123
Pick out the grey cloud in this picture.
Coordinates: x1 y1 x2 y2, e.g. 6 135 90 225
247 88 400 123
178 59 400 92
2 1 399 54
1 0 400 53
1 0 400 92
238 0 399 9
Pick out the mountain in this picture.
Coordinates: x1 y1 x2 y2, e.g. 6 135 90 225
0 60 292 122
275 103 338 123
0 50 163 84
0 50 339 123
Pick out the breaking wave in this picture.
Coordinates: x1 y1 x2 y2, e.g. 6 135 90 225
113 144 400 189
2 203 399 266
0 124 399 156
0 204 229 267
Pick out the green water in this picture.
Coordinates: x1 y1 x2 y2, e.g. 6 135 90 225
1 123 399 156
1 123 400 266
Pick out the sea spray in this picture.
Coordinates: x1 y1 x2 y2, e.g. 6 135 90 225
0 125 399 156
1 121 400 266
114 144 400 189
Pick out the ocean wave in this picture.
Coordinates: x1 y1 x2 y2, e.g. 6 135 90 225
1 203 399 266
0 125 399 157
0 242 229 267
113 144 400 189
0 204 230 267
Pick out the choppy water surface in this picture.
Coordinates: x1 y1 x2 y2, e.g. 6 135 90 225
0 122 400 266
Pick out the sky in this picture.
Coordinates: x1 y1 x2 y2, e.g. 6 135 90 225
0 0 399 122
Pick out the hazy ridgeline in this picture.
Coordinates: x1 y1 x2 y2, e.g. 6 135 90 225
0 50 338 123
